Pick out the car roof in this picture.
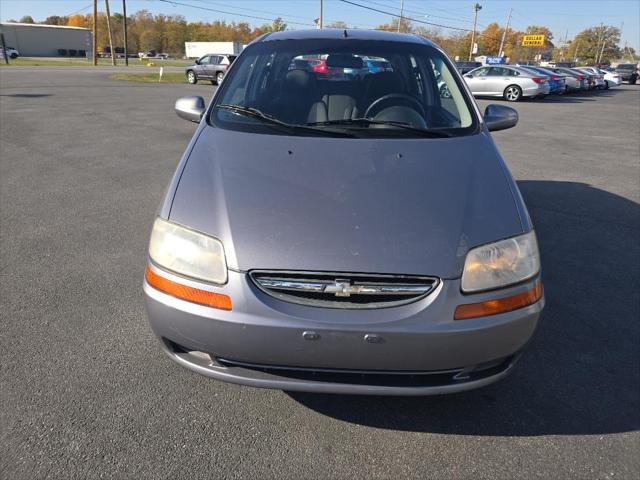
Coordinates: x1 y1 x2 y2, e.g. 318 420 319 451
255 28 436 47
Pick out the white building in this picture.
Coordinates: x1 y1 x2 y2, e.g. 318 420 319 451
0 22 91 57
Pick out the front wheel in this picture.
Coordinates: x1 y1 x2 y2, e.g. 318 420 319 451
216 72 224 85
604 81 610 90
504 85 522 102
186 70 197 84
630 75 637 85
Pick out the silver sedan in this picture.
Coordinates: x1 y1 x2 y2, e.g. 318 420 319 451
464 65 550 101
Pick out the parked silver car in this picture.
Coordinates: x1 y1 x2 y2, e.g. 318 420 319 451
574 67 605 89
464 65 550 101
145 29 544 396
551 67 588 91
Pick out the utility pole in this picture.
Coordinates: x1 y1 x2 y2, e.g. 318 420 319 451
104 0 116 65
122 0 128 66
397 0 404 33
497 7 512 57
92 0 97 66
573 40 580 63
468 3 482 61
594 22 604 64
0 29 9 65
319 0 323 29
598 35 607 64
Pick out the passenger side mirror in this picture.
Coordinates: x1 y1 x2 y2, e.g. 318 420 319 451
484 104 518 132
175 95 205 123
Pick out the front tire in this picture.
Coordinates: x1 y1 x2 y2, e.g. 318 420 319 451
186 70 197 84
504 85 522 102
216 72 224 85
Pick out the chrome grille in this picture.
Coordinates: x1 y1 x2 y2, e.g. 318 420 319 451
249 270 439 309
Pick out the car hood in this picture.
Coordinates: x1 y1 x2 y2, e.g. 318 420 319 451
168 127 525 278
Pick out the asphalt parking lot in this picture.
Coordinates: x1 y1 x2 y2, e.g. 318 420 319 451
1 67 638 479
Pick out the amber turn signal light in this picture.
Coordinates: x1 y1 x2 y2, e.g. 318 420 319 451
145 266 232 311
454 280 542 320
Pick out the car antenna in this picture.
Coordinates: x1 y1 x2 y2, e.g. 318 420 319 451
343 29 348 38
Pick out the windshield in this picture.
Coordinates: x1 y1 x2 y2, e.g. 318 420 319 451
211 38 477 138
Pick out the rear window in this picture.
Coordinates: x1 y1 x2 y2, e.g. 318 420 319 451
211 38 478 138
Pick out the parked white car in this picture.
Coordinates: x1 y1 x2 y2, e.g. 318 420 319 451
598 68 622 87
0 46 20 59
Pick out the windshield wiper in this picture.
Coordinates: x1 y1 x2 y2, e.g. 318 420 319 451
307 118 453 137
216 104 354 137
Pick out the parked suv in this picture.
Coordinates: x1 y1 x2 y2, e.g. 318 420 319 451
614 64 638 84
186 54 237 85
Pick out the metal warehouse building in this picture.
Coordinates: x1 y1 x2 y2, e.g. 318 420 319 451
0 22 91 57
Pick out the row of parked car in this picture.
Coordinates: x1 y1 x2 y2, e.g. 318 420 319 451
461 63 636 102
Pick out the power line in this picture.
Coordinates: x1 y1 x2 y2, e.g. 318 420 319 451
65 3 93 17
338 0 503 42
366 0 480 26
156 0 314 27
338 0 474 33
189 0 313 22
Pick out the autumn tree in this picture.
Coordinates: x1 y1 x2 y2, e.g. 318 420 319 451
566 25 621 64
19 15 35 23
42 15 69 26
414 26 444 46
478 22 502 56
376 17 413 34
67 14 88 28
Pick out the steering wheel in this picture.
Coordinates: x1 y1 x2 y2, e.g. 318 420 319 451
364 93 425 119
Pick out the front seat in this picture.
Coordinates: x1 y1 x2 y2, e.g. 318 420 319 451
270 70 327 124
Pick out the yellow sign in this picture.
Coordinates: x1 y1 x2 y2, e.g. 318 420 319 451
522 35 545 47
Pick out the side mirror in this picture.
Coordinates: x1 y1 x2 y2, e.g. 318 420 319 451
175 95 205 123
484 104 518 132
194 59 200 65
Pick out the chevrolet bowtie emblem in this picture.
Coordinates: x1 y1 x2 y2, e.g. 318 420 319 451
323 279 362 297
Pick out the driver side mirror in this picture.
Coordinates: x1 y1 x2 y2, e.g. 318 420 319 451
484 104 518 132
194 59 200 65
175 95 205 123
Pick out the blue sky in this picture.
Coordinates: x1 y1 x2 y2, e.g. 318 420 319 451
1 0 638 50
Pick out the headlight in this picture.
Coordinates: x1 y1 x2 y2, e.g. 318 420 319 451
148 218 227 284
461 231 540 293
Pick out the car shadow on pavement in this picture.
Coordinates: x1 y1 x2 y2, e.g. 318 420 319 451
288 181 640 436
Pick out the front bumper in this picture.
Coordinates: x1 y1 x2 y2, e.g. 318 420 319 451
144 266 543 395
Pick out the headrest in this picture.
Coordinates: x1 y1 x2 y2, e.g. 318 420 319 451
285 69 316 92
326 54 364 69
365 71 405 97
